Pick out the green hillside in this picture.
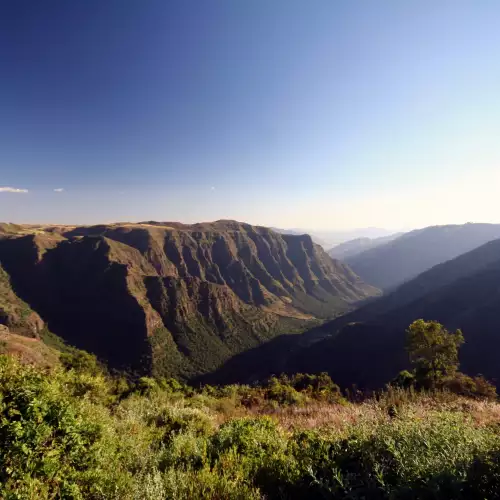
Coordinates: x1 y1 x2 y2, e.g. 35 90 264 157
0 221 378 379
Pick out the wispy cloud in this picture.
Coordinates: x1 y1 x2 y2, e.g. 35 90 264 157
53 188 64 192
0 186 28 193
211 186 216 191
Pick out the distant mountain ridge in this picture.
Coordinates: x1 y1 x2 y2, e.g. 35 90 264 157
0 220 378 379
345 223 500 290
328 233 403 260
313 227 397 247
290 236 500 388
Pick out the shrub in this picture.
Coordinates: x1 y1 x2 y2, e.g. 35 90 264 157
392 369 416 389
0 356 131 499
136 376 158 395
211 417 286 462
60 350 104 376
266 377 306 406
441 373 497 400
154 405 215 442
159 377 193 396
464 449 500 498
162 465 262 499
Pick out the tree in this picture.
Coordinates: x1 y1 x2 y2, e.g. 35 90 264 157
406 319 464 388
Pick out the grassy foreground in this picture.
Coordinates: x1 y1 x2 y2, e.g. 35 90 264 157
1 355 500 499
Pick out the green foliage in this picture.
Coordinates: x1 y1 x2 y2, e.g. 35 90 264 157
1 347 500 499
0 356 132 499
265 377 307 406
158 376 195 396
279 411 499 499
260 373 344 407
155 405 215 443
136 376 159 395
279 372 343 402
211 417 286 461
407 319 464 387
441 372 497 400
392 369 416 388
60 349 103 375
402 320 497 400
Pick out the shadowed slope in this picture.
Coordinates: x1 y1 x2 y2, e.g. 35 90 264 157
0 221 378 378
290 238 500 389
0 264 44 338
345 223 500 290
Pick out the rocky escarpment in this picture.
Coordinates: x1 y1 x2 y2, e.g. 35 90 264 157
0 221 378 379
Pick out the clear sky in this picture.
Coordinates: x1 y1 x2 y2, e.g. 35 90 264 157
1 0 500 230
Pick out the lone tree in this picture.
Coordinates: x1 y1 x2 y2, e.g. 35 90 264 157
406 319 464 388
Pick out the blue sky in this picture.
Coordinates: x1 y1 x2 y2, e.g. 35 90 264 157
1 0 500 229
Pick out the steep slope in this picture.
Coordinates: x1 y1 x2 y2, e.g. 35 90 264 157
328 233 403 260
0 330 60 368
0 264 44 337
0 221 378 378
345 223 500 290
291 238 500 389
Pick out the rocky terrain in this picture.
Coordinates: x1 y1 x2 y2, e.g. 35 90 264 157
0 220 378 378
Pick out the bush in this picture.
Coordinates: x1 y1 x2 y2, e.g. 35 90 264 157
261 373 344 406
441 373 497 400
60 350 104 376
162 465 261 499
211 417 286 461
154 405 215 443
392 369 416 389
0 356 131 499
266 377 306 406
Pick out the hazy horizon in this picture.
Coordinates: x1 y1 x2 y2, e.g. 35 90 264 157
3 216 497 235
2 1 500 229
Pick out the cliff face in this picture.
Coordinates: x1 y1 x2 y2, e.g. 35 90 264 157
0 221 378 378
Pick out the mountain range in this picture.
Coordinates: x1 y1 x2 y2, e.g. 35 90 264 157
273 227 397 249
328 233 403 260
286 236 500 389
2 219 500 390
195 222 500 387
0 221 377 379
344 223 500 290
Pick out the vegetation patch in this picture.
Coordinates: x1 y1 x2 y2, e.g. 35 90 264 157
1 319 500 500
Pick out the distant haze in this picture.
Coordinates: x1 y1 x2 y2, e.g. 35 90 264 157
305 228 399 248
273 227 401 248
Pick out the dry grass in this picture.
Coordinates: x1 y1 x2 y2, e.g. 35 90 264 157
245 393 500 433
256 402 381 431
0 331 59 368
